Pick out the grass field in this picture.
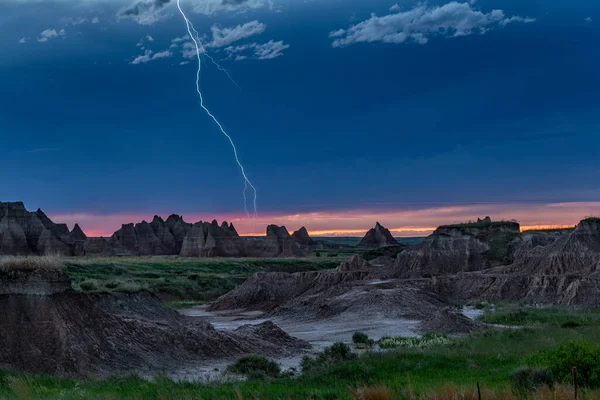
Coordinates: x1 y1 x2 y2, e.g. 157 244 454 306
64 256 348 301
2 304 600 399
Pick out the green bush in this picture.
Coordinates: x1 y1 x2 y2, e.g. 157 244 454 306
527 340 600 387
378 333 451 349
561 320 582 329
301 342 357 374
512 367 554 391
227 354 280 379
79 280 97 291
352 332 374 347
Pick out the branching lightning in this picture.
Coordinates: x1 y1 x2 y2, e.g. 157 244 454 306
176 0 257 217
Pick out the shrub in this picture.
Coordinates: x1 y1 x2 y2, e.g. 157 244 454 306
104 281 119 289
560 320 582 329
315 251 321 258
527 340 600 387
79 280 97 291
301 342 357 374
226 354 280 379
352 332 374 347
512 367 554 391
378 333 451 349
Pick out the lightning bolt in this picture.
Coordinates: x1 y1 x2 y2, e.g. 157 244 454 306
176 0 257 217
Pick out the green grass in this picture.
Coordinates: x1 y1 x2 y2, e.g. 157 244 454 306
64 256 347 301
3 303 600 399
478 303 600 327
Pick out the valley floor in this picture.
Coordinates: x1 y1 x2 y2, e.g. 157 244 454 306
2 304 600 399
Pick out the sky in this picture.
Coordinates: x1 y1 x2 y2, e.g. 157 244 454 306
1 0 600 237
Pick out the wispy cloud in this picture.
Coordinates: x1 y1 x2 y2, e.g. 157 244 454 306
209 20 266 47
130 49 173 64
330 1 535 47
38 28 66 43
225 39 289 60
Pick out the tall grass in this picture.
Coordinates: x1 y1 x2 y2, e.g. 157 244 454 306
0 256 64 272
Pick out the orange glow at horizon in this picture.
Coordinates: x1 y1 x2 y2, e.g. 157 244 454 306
49 201 600 239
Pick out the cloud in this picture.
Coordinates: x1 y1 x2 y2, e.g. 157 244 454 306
330 1 536 47
209 20 266 47
389 3 399 12
118 0 171 25
18 37 27 44
38 28 66 43
171 35 189 44
225 39 289 60
585 17 592 22
146 34 154 41
92 17 100 24
130 48 173 64
193 0 271 16
179 61 190 65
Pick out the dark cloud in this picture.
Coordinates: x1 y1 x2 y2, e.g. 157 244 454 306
119 0 171 20
221 0 250 5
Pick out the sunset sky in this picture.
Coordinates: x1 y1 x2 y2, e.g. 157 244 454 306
1 0 599 237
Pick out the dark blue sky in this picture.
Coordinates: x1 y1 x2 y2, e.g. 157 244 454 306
1 0 599 232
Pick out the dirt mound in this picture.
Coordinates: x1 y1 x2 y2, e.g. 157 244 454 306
338 255 372 272
210 257 451 324
359 222 398 248
419 307 482 334
0 269 308 378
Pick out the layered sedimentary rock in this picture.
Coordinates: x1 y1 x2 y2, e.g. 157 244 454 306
0 267 309 378
246 225 306 257
358 222 398 248
0 202 79 256
210 255 450 325
111 215 193 256
180 220 244 257
391 219 521 277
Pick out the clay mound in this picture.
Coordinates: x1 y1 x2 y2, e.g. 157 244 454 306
391 219 521 278
210 256 451 323
359 222 398 248
338 255 372 272
419 307 482 334
0 268 308 378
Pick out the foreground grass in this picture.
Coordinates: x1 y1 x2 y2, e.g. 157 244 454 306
64 256 347 301
2 305 600 399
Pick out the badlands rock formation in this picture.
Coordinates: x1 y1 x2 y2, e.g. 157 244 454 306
359 222 398 247
0 202 75 256
391 219 521 277
0 202 317 258
0 266 308 378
